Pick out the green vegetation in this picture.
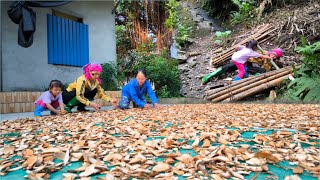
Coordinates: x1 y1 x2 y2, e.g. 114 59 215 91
165 0 193 48
101 62 119 91
284 40 320 102
213 30 232 45
131 52 181 98
230 0 256 26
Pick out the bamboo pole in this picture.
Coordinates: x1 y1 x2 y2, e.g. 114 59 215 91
213 30 274 65
257 44 280 70
211 25 275 66
205 67 289 96
211 69 293 102
222 75 291 102
206 66 292 98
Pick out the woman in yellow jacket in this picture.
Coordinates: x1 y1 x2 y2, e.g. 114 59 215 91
62 63 117 113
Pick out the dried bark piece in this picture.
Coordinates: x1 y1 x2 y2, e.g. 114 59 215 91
211 174 223 180
255 151 280 163
152 162 171 172
23 149 34 157
1 146 15 155
164 138 174 149
7 166 23 172
62 173 77 180
129 153 146 164
43 147 62 153
284 175 302 180
23 156 37 169
247 158 266 166
202 139 211 148
0 162 13 172
176 154 193 164
64 148 70 166
254 134 269 142
218 138 230 145
114 141 122 148
292 167 304 174
165 157 175 164
71 153 83 160
79 164 100 177
191 137 200 147
212 156 230 163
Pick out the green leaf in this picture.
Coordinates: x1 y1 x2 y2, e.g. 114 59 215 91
215 31 222 37
215 40 222 44
300 36 308 46
225 30 231 35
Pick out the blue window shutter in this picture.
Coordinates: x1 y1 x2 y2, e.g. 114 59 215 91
65 19 70 65
75 22 80 66
52 15 58 63
57 16 62 65
69 20 74 66
72 21 77 66
84 24 89 65
79 23 84 66
47 14 53 64
61 18 66 64
47 14 89 66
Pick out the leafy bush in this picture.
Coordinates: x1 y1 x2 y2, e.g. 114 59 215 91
146 56 181 98
176 24 193 47
116 25 131 56
284 40 320 102
213 30 232 45
132 53 181 98
230 0 256 26
165 0 193 48
101 62 119 90
295 40 320 72
165 0 180 29
285 66 320 102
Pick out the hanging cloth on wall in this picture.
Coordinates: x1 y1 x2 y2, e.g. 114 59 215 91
18 6 36 47
7 1 71 48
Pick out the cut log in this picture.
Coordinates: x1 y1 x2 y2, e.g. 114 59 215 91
206 66 291 96
222 75 290 102
210 69 293 102
206 67 292 100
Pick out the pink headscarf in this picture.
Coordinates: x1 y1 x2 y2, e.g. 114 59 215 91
82 63 103 84
271 48 283 58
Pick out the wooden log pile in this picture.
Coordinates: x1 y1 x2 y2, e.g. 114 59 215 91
210 24 276 67
205 66 299 102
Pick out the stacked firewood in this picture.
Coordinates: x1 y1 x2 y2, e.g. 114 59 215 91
206 66 299 102
210 24 276 67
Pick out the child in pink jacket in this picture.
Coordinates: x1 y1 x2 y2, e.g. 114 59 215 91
34 80 65 116
232 40 272 81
